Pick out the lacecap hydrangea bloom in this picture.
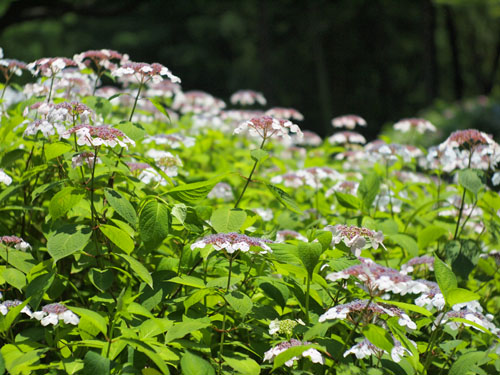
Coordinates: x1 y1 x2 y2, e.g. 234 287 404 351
61 124 135 149
0 300 32 317
263 339 324 367
112 61 180 85
393 118 436 133
191 233 273 254
33 303 79 326
230 89 267 106
331 114 366 129
326 224 385 257
233 115 303 141
0 235 31 251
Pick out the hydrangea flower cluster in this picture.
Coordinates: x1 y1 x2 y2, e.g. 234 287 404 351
33 303 80 326
71 151 100 169
230 90 266 106
414 280 445 311
0 300 32 317
326 257 428 297
233 115 302 141
0 235 31 251
319 299 416 329
112 62 180 85
393 118 436 133
325 180 359 196
400 256 434 275
172 90 225 115
276 230 308 243
28 57 78 77
328 131 366 145
435 308 499 336
143 133 195 149
268 318 305 335
291 130 322 147
331 114 367 129
344 337 415 363
271 167 340 189
326 225 385 257
0 58 28 81
73 49 128 71
191 233 273 254
265 107 304 121
263 339 324 367
61 124 135 148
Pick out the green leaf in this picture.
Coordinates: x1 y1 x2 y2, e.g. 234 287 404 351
47 224 92 262
49 187 84 220
139 200 170 250
258 279 289 308
83 351 110 375
180 351 215 375
449 351 486 375
458 169 483 196
82 96 112 120
296 241 323 277
167 175 229 204
266 183 302 214
357 172 380 211
31 179 66 201
184 288 216 313
1 268 26 291
450 240 482 280
172 203 187 224
225 291 253 317
139 318 173 340
70 307 107 336
100 224 134 254
147 97 172 122
222 355 260 375
104 189 137 227
362 324 394 353
314 230 333 251
45 141 72 160
117 254 153 288
434 255 457 304
210 207 247 233
169 275 206 288
446 288 480 307
115 120 146 142
375 299 432 317
418 225 447 249
335 192 361 209
389 234 418 257
0 351 4 375
88 268 113 292
25 272 54 309
0 298 31 333
250 149 268 163
165 318 211 343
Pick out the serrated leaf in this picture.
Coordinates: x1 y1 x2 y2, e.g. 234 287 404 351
222 355 260 375
266 183 302 214
250 149 268 163
45 142 72 160
434 255 457 304
225 291 253 317
82 96 112 120
104 189 137 227
172 203 187 224
165 318 211 343
357 172 380 211
49 187 84 220
180 351 215 375
83 351 110 375
139 200 170 250
335 191 360 209
117 254 153 288
139 318 173 340
100 224 134 254
47 224 92 262
458 169 483 196
447 288 480 307
210 207 247 233
167 175 229 204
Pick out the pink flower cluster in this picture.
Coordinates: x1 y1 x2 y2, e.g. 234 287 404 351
326 225 385 257
233 115 302 141
62 124 135 148
0 235 30 251
191 232 273 254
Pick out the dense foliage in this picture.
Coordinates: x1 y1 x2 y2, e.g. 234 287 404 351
0 48 499 375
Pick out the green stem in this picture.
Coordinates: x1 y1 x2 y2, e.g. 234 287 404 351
218 254 235 374
128 82 143 122
305 273 311 324
47 75 55 103
454 151 473 240
234 138 266 209
421 311 447 374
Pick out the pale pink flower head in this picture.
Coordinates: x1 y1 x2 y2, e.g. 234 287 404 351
328 131 366 145
331 114 367 129
191 232 273 254
230 90 267 106
112 62 180 85
172 90 225 115
394 118 436 133
0 235 31 251
73 49 128 71
265 107 304 121
326 224 385 257
263 339 324 367
33 303 79 326
292 130 322 146
62 124 135 149
28 57 78 77
439 129 497 152
0 58 28 80
234 115 302 141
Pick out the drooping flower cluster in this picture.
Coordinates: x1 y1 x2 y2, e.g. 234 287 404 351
326 225 385 257
230 90 267 106
331 114 367 129
0 235 31 251
33 303 80 326
234 115 303 141
191 232 273 254
325 257 429 297
319 299 416 329
61 124 135 148
263 339 324 367
393 118 436 133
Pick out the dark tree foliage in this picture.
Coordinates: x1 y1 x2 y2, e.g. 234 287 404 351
1 0 500 137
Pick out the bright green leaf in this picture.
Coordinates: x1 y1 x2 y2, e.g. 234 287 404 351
210 207 247 233
100 224 134 254
47 224 92 262
104 189 137 227
49 187 84 220
139 200 170 250
180 351 215 375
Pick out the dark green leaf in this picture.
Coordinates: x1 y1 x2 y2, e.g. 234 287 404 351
362 324 394 353
266 183 302 214
167 175 229 204
296 241 323 277
88 268 114 292
458 169 483 196
434 255 457 304
335 192 360 209
83 351 110 375
180 351 215 375
449 351 486 375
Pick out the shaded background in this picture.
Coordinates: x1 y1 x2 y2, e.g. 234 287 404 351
1 0 500 140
